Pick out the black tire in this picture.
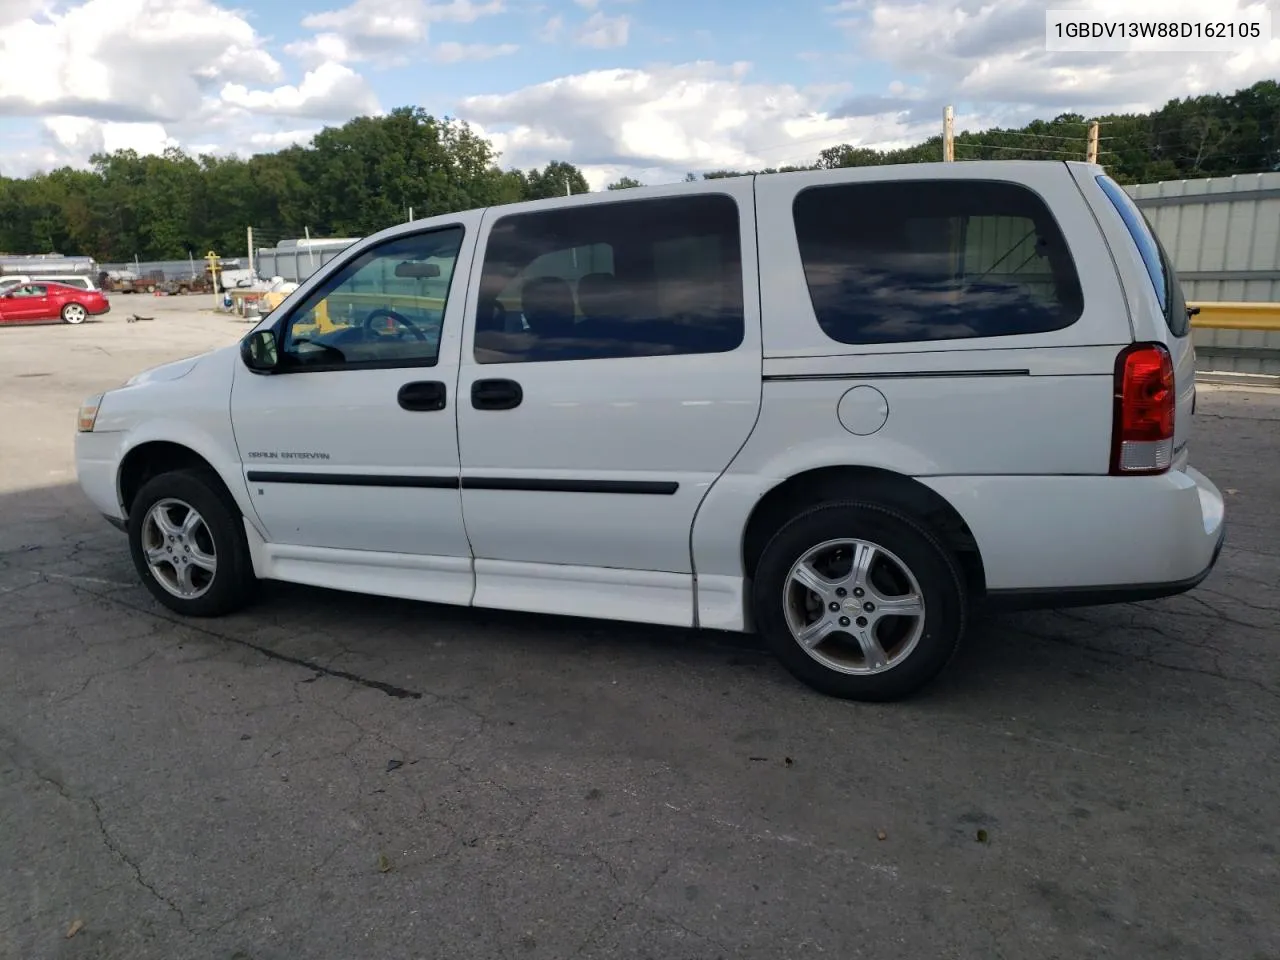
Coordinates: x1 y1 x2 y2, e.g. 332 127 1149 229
127 468 257 617
752 501 967 702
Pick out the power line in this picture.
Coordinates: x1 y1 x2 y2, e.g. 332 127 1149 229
970 131 1091 142
954 142 1083 157
1096 145 1280 163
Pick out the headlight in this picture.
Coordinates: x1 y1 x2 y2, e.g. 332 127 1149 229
77 393 103 432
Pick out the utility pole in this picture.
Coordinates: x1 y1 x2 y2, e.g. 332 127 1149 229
206 251 220 310
943 105 955 162
246 226 254 277
1086 121 1100 164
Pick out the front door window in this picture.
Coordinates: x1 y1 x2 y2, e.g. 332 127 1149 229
280 227 465 371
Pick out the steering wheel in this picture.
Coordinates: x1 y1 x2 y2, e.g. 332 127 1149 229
363 307 425 342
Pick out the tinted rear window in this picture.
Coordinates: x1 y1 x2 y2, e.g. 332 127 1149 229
473 194 744 364
1095 175 1188 337
792 179 1084 345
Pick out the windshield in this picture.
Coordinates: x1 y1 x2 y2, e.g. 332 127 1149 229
1095 174 1188 337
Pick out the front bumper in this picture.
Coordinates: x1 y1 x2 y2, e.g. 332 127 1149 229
75 430 124 522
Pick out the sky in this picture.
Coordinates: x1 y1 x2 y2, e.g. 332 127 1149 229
0 0 1277 190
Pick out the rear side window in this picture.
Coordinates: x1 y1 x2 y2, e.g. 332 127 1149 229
473 194 744 363
793 180 1084 345
1095 175 1188 337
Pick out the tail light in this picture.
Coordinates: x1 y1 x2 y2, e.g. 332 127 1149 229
1110 342 1174 475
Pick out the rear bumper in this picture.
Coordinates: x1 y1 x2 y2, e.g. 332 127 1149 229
984 518 1225 611
923 466 1227 610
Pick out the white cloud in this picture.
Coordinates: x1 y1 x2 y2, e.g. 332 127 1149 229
577 164 624 190
834 0 1280 119
43 116 103 155
431 42 520 62
422 0 505 21
460 61 935 185
0 0 47 29
574 11 629 48
284 32 355 68
537 14 564 41
220 62 380 120
0 0 283 123
45 116 177 156
0 115 183 175
0 0 367 173
245 128 322 151
295 0 505 61
302 0 431 48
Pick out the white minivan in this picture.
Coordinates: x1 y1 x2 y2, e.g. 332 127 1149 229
75 161 1225 701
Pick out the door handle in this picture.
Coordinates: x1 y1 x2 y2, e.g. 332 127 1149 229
471 378 523 410
397 380 447 412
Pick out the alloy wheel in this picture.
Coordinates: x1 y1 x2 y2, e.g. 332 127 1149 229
783 538 927 675
141 498 218 600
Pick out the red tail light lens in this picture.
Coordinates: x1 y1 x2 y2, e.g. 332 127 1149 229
1111 343 1174 475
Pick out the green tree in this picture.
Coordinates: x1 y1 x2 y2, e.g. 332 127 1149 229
4 82 1279 262
607 176 644 190
522 160 590 199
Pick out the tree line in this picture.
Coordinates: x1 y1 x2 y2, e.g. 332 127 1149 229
611 80 1280 191
0 107 589 263
1 81 1276 263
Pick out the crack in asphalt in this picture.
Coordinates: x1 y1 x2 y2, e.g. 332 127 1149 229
44 576 424 700
88 796 190 928
1178 592 1274 628
51 648 161 705
570 860 675 958
1196 586 1278 613
1017 621 1280 705
3 738 192 934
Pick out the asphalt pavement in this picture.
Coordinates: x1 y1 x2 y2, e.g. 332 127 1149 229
2 297 1278 960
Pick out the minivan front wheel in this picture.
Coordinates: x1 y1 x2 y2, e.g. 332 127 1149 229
127 469 256 617
752 502 967 702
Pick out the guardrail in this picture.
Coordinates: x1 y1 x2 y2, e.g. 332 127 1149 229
1189 302 1280 332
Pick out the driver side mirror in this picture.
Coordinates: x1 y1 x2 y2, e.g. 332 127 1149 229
242 329 279 373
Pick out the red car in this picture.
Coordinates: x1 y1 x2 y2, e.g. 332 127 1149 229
0 281 110 326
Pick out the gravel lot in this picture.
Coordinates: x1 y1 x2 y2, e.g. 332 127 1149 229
2 296 1278 960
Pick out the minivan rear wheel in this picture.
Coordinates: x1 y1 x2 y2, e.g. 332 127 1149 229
752 501 967 701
